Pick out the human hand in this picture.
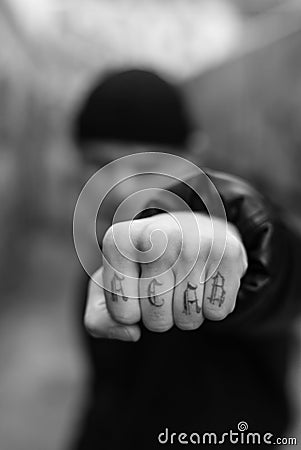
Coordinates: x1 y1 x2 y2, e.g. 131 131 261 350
84 212 248 342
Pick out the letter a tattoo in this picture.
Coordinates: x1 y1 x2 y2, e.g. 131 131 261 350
183 282 201 315
111 272 128 302
207 272 226 307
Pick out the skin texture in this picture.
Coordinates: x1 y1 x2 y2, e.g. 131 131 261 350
84 212 248 342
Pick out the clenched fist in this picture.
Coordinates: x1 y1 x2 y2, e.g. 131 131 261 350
84 212 248 342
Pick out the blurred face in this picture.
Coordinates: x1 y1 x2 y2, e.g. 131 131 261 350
80 141 191 239
82 141 187 173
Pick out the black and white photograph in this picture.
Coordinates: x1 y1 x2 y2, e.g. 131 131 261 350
0 1 301 449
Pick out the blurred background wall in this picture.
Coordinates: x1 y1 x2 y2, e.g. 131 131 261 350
0 1 300 449
184 11 301 230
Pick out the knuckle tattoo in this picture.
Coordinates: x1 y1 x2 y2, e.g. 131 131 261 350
110 272 128 303
183 282 202 315
147 278 165 307
207 272 226 308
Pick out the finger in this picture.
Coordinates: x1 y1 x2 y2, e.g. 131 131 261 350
202 233 247 321
84 267 141 342
173 268 205 330
139 265 174 332
203 263 240 321
102 225 141 326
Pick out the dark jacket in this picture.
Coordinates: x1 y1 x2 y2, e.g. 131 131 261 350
73 170 300 450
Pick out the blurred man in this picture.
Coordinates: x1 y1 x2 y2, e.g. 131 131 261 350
73 69 202 256
72 69 300 449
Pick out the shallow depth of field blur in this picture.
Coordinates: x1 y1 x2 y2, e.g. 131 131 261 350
0 1 301 449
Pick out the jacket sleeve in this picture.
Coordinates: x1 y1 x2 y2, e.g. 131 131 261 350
137 169 301 336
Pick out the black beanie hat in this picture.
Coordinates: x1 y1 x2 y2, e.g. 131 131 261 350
74 69 192 148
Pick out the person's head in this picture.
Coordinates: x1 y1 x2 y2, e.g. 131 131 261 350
74 68 206 169
73 68 207 232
